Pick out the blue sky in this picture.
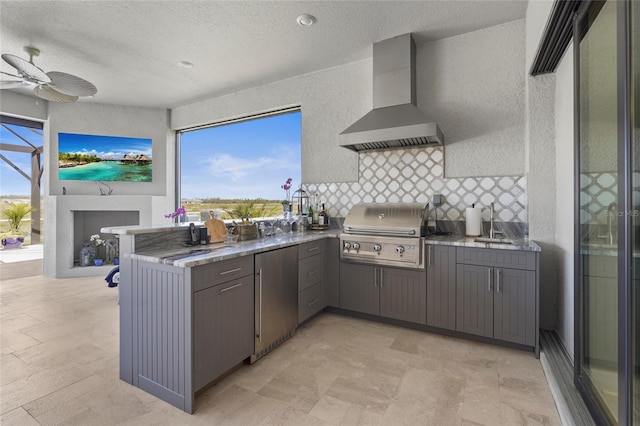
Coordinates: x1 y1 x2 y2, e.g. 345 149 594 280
59 133 152 160
180 110 301 200
0 124 41 196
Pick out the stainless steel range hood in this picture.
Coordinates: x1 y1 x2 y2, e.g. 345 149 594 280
339 34 444 152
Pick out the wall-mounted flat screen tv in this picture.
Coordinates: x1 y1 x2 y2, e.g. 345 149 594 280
58 132 152 182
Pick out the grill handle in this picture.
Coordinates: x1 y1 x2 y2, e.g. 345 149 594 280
343 227 416 236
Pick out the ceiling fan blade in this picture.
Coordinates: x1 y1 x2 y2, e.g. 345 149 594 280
34 85 78 102
2 54 50 83
0 80 26 89
47 71 97 97
1 70 22 79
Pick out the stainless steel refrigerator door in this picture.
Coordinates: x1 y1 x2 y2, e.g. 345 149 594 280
254 245 298 356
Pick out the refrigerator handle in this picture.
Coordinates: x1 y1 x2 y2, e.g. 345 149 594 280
257 268 262 341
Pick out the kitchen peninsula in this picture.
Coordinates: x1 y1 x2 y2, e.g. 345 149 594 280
104 221 540 413
102 222 340 413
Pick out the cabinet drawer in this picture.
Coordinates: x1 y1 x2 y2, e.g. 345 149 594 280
298 283 322 324
192 255 254 292
456 247 536 271
298 240 324 260
299 255 322 291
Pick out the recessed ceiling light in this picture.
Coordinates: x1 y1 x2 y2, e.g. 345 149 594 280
178 61 194 69
296 14 316 27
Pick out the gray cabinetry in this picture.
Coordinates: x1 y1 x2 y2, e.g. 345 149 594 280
298 241 324 323
456 247 538 351
339 261 426 324
380 267 426 324
324 238 340 308
582 255 618 363
426 244 456 330
193 274 253 391
339 262 379 315
128 255 254 413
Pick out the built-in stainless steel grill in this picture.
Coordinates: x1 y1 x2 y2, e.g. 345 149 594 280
340 203 428 269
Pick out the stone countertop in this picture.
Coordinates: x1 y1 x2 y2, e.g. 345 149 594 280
102 222 196 235
131 229 340 267
424 234 541 252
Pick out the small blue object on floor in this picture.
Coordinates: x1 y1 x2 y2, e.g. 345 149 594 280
105 266 120 288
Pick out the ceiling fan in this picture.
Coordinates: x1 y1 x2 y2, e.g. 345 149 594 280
0 46 97 102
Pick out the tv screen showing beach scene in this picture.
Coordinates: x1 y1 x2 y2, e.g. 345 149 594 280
58 132 152 182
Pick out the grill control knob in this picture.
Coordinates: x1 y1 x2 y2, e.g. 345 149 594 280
373 244 382 252
396 246 405 254
343 241 351 250
352 242 360 250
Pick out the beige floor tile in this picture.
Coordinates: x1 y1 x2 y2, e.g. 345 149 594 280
0 353 38 385
309 395 352 424
22 374 108 418
0 276 562 425
0 361 93 414
0 407 39 426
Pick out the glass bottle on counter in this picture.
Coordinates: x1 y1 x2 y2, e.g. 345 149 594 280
312 195 320 225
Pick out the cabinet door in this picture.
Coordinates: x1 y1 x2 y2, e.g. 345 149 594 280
456 264 493 338
339 262 379 315
426 245 456 330
193 275 254 391
299 254 322 292
298 283 323 324
493 268 536 346
380 267 426 324
324 238 340 308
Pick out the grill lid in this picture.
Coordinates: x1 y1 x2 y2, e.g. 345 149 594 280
343 203 428 237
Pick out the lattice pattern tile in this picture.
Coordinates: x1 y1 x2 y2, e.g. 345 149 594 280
580 172 640 224
303 147 527 223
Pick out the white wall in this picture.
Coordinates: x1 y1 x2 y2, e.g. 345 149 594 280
418 19 526 178
0 91 48 121
171 61 368 184
172 20 527 184
46 102 172 198
554 43 575 359
525 0 560 330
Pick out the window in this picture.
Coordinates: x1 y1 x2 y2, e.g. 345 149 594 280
177 108 301 220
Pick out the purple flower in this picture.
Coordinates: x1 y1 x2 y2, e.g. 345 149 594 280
281 177 293 191
164 206 186 219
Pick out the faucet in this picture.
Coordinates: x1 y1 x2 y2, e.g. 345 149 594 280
489 202 503 239
597 202 617 245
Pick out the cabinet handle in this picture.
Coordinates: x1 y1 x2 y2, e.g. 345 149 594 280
220 282 243 293
380 270 384 288
427 246 432 266
307 298 320 307
307 270 319 276
374 267 377 287
487 268 492 292
220 267 242 276
308 247 320 252
257 268 262 342
496 269 501 293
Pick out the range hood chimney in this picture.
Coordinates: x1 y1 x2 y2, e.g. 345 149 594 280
339 33 443 152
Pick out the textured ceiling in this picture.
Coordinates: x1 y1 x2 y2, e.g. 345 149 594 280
0 1 527 109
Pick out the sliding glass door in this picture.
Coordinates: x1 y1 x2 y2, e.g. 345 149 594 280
576 0 640 423
577 1 619 422
631 1 639 423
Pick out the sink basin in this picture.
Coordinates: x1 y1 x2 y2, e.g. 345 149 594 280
474 237 514 245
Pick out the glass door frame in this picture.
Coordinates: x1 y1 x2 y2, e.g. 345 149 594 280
573 0 634 424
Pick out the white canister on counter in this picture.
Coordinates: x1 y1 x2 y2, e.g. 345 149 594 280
465 206 483 237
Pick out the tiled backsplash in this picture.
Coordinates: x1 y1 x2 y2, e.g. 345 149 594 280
580 171 640 224
302 147 527 223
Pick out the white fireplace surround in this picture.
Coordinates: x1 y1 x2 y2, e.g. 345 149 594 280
45 195 156 278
